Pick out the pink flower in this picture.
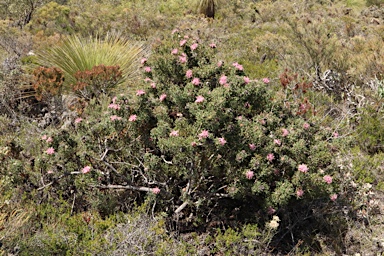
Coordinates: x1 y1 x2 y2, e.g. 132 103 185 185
47 170 54 174
171 28 179 34
41 135 47 140
129 115 137 122
209 43 217 48
267 206 276 215
191 78 200 85
303 123 310 129
232 62 243 71
110 115 122 121
136 89 145 96
298 164 308 173
46 147 55 155
171 48 178 55
144 66 151 72
190 43 198 51
199 130 209 140
159 94 167 101
144 77 152 82
151 82 156 89
74 117 83 124
245 170 254 180
267 153 275 162
81 166 91 174
323 175 333 184
46 137 53 143
140 58 147 64
296 189 304 197
330 193 338 201
219 75 227 85
333 132 339 138
108 103 121 110
262 78 270 84
195 95 205 103
217 61 223 67
218 137 227 145
243 77 250 84
186 69 193 78
249 143 256 151
152 187 161 194
179 55 187 63
180 39 187 46
282 128 289 137
274 139 281 146
191 141 197 147
170 130 179 137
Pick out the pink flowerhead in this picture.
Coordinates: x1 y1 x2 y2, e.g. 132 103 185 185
303 123 310 129
159 94 167 101
170 130 179 137
330 193 338 201
190 43 198 51
323 175 333 184
108 103 121 110
171 28 179 34
245 170 254 180
180 39 187 46
218 137 227 146
249 143 256 151
74 117 83 124
144 66 151 72
298 164 308 173
191 141 197 147
144 77 152 82
151 82 156 89
140 58 147 64
267 153 275 162
110 115 122 121
198 130 209 140
179 55 187 63
217 61 223 67
152 187 161 194
191 77 200 86
296 189 304 197
41 135 47 140
46 137 53 143
333 132 339 138
243 76 250 84
81 166 91 174
209 43 217 48
282 128 289 137
274 139 281 146
136 89 145 96
129 115 137 122
186 69 193 78
219 75 227 85
47 170 54 174
195 95 205 103
262 78 270 84
267 206 276 215
171 48 178 55
232 62 243 71
46 147 55 155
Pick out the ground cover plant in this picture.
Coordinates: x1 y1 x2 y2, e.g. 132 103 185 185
0 0 383 255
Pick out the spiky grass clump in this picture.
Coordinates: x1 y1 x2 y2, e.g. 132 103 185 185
197 0 218 18
35 33 145 93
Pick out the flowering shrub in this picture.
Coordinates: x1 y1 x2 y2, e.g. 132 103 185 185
100 31 342 220
5 30 344 229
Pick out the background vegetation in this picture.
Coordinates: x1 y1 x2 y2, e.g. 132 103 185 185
0 0 383 255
